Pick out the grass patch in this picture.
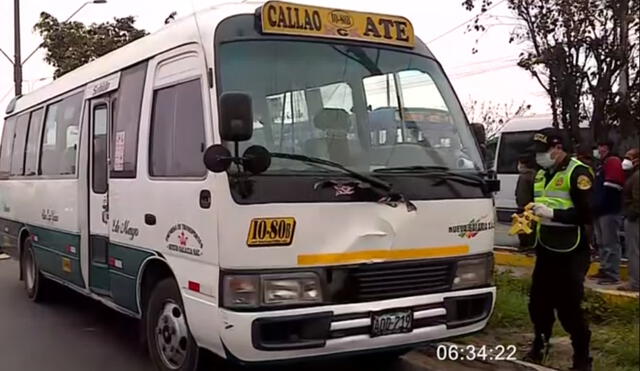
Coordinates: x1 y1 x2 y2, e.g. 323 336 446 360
487 270 531 331
463 270 639 371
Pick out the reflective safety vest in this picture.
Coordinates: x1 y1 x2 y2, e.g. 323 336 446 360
533 158 589 252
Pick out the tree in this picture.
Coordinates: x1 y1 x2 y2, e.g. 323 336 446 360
34 12 147 78
464 99 531 139
462 0 639 144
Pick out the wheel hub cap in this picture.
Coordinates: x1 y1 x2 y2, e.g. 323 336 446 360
155 301 188 369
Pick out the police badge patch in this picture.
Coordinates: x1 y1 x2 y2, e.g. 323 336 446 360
577 175 592 190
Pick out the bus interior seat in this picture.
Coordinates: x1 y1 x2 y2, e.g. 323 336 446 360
305 108 352 163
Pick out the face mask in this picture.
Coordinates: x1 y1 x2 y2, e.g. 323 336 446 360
622 159 634 171
593 149 601 160
536 151 555 169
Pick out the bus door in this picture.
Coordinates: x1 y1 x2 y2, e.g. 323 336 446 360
88 97 112 295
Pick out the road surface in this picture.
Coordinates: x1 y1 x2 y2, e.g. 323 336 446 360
0 257 536 371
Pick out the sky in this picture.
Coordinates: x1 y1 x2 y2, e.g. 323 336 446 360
0 0 550 125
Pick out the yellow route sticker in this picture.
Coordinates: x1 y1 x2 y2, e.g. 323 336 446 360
247 217 296 247
62 257 72 273
577 175 592 190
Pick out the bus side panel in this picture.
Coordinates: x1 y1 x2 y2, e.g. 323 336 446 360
107 242 155 313
1 179 82 284
29 225 84 287
112 45 225 356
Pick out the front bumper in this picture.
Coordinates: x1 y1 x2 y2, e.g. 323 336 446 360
218 286 495 363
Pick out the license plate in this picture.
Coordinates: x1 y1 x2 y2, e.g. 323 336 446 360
370 309 413 337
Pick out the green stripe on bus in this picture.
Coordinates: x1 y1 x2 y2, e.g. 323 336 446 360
24 224 157 314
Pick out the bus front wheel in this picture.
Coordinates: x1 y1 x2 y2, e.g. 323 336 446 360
145 278 199 371
21 237 46 302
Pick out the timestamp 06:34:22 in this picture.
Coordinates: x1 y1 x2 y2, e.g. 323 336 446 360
436 344 518 361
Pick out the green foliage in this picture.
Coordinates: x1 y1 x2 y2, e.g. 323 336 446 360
488 270 531 330
34 12 148 78
591 322 640 371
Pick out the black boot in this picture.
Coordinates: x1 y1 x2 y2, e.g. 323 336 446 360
569 356 593 371
523 334 550 363
570 330 592 370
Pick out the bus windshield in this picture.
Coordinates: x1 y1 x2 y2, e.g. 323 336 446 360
218 40 484 174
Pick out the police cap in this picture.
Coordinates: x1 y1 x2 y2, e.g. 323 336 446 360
530 127 563 153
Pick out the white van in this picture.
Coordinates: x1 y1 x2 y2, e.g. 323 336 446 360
0 2 498 370
493 114 590 221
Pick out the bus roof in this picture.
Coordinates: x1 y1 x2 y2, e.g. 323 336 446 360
7 0 435 117
501 114 589 133
7 1 264 116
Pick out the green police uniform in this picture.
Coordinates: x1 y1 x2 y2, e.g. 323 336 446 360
526 128 594 371
533 157 592 252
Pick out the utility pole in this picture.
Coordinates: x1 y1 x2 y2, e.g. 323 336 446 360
14 0 22 97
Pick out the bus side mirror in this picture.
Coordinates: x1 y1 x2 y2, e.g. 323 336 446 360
470 123 487 161
470 123 486 146
204 144 233 173
219 92 253 142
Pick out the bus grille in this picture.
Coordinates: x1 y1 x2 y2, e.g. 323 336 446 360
350 261 454 302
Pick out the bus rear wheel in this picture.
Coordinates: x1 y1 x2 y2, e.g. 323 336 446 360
145 278 198 371
21 237 46 302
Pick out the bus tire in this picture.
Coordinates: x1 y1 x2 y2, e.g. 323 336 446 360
145 278 198 371
21 237 46 302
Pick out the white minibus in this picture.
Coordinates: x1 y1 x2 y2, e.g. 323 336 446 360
0 2 498 370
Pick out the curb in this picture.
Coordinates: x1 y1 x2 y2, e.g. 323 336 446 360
493 248 629 280
494 249 638 303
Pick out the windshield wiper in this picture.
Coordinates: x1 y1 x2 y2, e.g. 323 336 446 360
374 166 485 187
373 165 451 173
271 152 391 190
270 152 416 212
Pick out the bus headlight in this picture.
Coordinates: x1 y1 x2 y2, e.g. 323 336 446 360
452 255 493 290
222 272 323 309
262 273 322 306
222 275 260 308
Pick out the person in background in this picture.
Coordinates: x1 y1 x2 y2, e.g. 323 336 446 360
515 153 537 249
591 140 625 285
525 128 593 371
619 148 639 292
576 146 595 172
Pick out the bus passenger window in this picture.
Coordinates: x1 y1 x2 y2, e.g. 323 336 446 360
111 62 147 178
40 92 83 176
149 79 206 178
0 116 16 176
24 109 43 176
93 105 108 193
10 114 30 176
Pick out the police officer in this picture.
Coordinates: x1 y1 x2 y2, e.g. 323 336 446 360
525 128 594 370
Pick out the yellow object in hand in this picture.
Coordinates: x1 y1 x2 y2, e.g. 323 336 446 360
508 203 541 235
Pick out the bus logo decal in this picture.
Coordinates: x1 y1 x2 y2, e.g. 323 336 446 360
448 216 495 239
334 184 355 196
247 217 296 247
41 209 59 223
329 11 354 29
165 223 203 256
111 219 139 240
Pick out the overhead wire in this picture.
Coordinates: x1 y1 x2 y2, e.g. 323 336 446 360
427 0 507 44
